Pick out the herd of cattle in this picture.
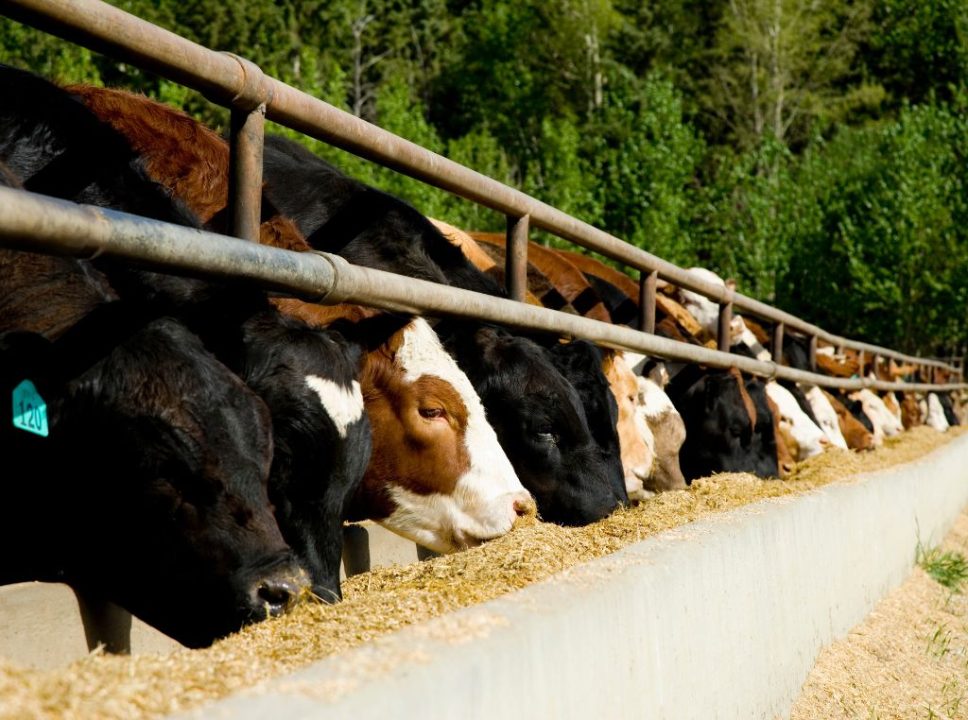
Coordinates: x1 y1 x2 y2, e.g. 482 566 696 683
0 64 963 649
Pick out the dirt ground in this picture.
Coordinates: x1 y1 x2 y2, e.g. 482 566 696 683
790 509 968 720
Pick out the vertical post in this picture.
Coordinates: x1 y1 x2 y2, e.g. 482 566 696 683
809 335 818 373
872 354 881 380
506 214 529 302
772 322 785 364
638 270 657 334
227 104 266 242
717 300 733 353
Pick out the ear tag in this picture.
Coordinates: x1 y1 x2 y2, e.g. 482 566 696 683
12 379 48 437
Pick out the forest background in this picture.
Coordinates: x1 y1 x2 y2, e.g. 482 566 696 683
2 0 967 357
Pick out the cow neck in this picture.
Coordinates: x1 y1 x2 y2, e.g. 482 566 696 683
51 301 162 380
305 188 393 253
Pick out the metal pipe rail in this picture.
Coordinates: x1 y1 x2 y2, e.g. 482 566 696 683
0 188 963 395
1 0 960 378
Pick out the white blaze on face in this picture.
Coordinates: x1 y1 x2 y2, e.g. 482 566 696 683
852 389 903 438
304 375 364 438
765 382 828 460
733 316 772 361
804 385 848 449
382 318 530 553
883 392 903 424
678 267 726 338
926 393 950 432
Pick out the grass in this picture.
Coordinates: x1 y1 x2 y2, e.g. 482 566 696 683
917 542 968 592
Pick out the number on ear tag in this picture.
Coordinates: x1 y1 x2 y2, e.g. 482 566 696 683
12 379 48 437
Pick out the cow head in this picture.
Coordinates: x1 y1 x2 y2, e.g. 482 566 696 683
635 376 687 492
667 367 779 481
346 317 531 553
803 385 848 449
765 381 829 461
925 393 951 432
822 390 875 451
0 316 307 648
239 311 371 602
546 340 629 506
445 326 624 526
602 351 655 499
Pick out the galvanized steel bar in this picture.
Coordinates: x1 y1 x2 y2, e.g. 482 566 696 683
1 188 961 395
0 0 959 375
506 215 529 303
639 270 657 334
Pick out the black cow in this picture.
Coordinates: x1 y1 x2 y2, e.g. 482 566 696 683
0 66 369 606
937 391 961 427
665 364 779 482
261 135 626 525
0 308 305 648
444 325 624 524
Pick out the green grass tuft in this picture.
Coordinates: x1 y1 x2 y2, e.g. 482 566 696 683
917 542 968 591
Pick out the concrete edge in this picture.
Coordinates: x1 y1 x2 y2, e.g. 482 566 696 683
178 434 968 720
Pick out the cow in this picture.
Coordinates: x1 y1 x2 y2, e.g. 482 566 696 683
277 302 534 552
897 391 924 429
849 389 903 442
0 308 307 649
936 392 961 427
602 351 655 500
633 375 688 492
764 381 830 461
822 389 876 450
665 364 779 481
925 393 951 432
803 385 849 449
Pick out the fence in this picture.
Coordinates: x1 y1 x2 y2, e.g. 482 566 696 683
0 0 964 395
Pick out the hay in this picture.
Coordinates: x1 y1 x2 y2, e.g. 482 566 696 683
0 426 963 720
790 506 968 719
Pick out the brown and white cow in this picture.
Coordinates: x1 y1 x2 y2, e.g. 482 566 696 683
822 389 876 451
277 301 533 552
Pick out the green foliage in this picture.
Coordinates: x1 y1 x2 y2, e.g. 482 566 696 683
917 542 968 592
2 0 967 354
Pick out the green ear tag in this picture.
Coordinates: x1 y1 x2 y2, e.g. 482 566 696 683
12 379 48 437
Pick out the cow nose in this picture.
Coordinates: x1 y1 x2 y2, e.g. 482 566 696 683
632 464 651 481
249 570 307 617
780 460 795 477
512 492 537 518
818 436 831 447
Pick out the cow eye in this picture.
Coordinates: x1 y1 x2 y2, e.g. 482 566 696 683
536 431 559 445
419 407 446 420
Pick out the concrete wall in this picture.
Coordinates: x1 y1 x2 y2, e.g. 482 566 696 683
177 433 968 720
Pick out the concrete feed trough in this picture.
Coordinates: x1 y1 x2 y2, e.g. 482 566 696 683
165 433 968 720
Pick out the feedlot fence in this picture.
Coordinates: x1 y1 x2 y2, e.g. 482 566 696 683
0 0 964 395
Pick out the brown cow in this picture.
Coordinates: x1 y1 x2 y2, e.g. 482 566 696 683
278 301 534 551
602 350 655 499
822 389 875 451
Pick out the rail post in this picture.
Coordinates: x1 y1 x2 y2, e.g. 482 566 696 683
809 335 818 373
872 353 881 381
772 322 785 365
717 283 735 353
506 214 529 302
638 270 657 334
223 53 271 243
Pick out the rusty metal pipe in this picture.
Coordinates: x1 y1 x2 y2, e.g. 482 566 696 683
505 215 529 303
3 188 963 395
772 323 785 365
638 270 657 334
228 103 266 242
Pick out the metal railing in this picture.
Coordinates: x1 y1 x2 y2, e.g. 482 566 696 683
0 0 964 394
